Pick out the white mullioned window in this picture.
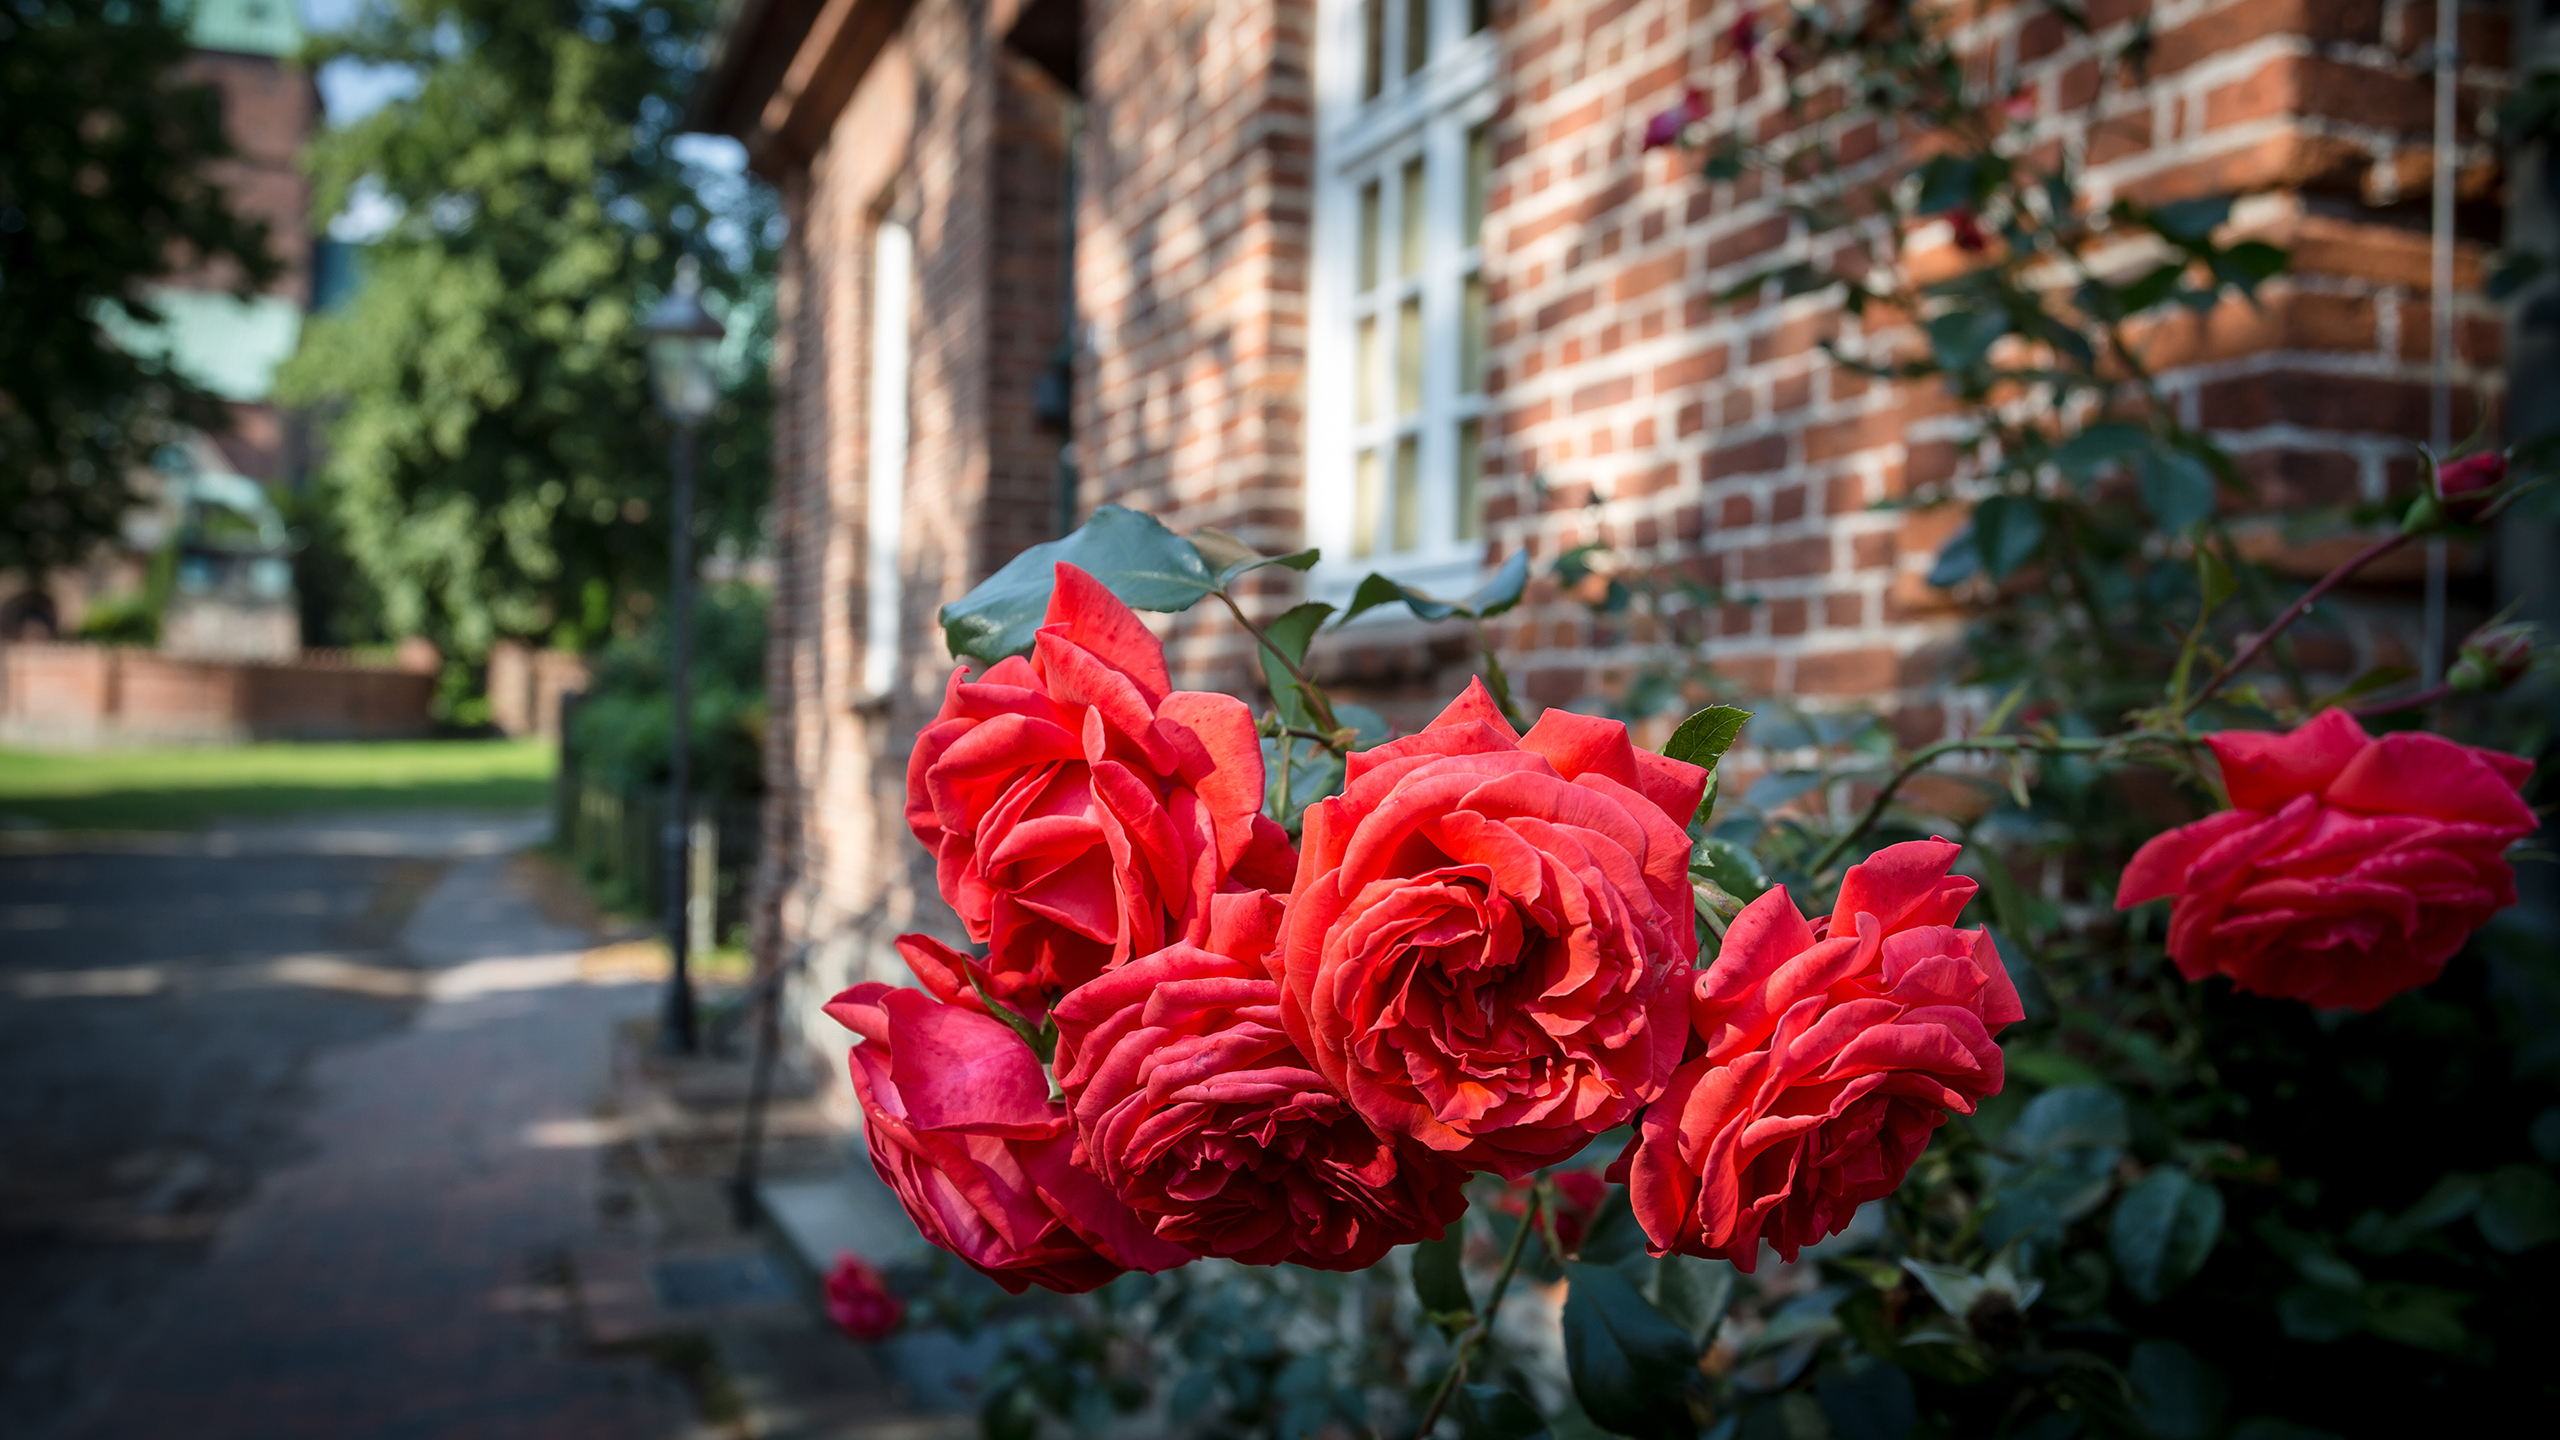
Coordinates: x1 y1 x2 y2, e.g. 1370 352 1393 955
1309 0 1499 602
863 219 914 700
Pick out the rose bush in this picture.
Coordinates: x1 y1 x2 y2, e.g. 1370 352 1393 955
1052 890 1470 1270
2116 709 2538 1011
1276 680 1710 1177
1621 839 2021 1268
903 562 1293 1011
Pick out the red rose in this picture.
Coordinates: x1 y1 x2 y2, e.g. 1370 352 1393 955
823 1252 904 1340
1053 890 1470 1270
2116 710 2537 1011
1643 85 1707 151
1277 681 1710 1178
1622 839 2020 1270
906 563 1294 1011
822 980 1193 1294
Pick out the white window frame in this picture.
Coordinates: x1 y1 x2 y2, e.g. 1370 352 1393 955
862 219 914 700
1307 0 1499 608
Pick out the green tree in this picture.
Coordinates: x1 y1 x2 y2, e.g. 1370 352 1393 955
278 0 773 663
0 0 279 582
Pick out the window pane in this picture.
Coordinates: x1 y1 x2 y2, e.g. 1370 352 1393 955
1456 419 1483 541
1362 1 1383 101
1460 271 1485 394
1464 124 1492 247
1357 181 1380 293
1396 298 1422 416
1404 0 1429 75
1354 449 1380 558
1398 156 1426 278
1393 435 1420 552
1357 316 1380 424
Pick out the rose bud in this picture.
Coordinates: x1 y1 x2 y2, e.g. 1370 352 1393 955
2448 622 2541 695
2116 709 2537 1011
823 1253 904 1341
2435 451 2507 501
1949 209 1990 254
1643 86 1708 151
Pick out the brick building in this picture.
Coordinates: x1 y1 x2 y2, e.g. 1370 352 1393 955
692 0 2556 1049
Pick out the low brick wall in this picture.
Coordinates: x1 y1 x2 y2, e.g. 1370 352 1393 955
0 643 436 747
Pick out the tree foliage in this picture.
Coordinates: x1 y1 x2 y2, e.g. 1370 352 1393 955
277 0 774 660
0 0 278 581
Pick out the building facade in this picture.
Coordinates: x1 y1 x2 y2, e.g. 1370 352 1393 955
694 0 2545 1057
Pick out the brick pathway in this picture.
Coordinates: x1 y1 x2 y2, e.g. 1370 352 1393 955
61 849 700 1440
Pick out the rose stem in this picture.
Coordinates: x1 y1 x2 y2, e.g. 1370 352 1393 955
1803 735 2112 881
2182 529 2408 716
1412 1188 1543 1440
1216 590 1346 740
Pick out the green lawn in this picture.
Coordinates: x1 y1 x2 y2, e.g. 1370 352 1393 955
0 739 556 831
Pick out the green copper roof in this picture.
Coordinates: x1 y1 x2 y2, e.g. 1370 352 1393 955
182 0 304 58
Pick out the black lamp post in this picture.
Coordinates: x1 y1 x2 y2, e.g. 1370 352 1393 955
642 255 725 1056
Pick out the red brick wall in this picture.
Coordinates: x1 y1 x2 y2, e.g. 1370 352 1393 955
733 0 2514 1026
0 644 433 745
180 49 317 482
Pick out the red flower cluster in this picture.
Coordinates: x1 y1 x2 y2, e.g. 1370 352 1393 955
824 566 2531 1288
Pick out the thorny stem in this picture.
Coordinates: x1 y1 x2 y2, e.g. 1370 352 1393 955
1218 590 1346 740
2354 680 2454 718
1274 734 1294 821
1413 1189 1543 1440
1805 735 2115 881
2183 530 2410 716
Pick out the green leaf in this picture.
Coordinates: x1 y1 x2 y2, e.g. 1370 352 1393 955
1970 494 2045 580
2197 546 2235 612
1187 526 1319 588
1578 1186 1650 1270
2128 1340 2226 1440
2211 240 2288 289
1560 1262 1699 1440
1457 1386 1552 1440
1926 307 2010 372
1651 1256 1736 1347
2111 1169 2225 1303
2276 1285 2364 1342
1663 705 1752 773
2054 421 2153 483
2115 260 2189 313
1412 1219 1474 1322
2359 1283 2471 1353
1926 525 1980 587
2476 1165 2560 1253
2008 1085 2129 1155
1814 1357 1915 1440
1915 155 1977 215
2139 449 2217 533
938 505 1218 662
1258 601 1337 729
2147 196 2233 247
1340 572 1455 624
1692 838 1770 904
1467 548 1533 617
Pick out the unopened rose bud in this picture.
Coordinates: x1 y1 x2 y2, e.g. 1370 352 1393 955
1643 86 1707 151
2435 451 2508 503
2448 621 2540 694
1950 209 1990 253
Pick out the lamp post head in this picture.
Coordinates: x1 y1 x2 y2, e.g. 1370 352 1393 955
644 256 727 425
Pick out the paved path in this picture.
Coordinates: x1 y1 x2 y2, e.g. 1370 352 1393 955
3 815 700 1439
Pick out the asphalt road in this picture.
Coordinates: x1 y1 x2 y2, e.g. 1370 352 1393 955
0 815 581 1439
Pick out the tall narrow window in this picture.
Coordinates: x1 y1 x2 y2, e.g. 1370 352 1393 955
1316 0 1497 596
863 220 914 700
